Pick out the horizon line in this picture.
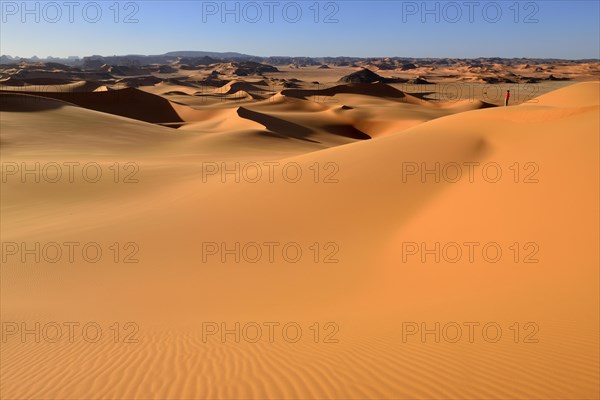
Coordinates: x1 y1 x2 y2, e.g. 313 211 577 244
3 53 599 62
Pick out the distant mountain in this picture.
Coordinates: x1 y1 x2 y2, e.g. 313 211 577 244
1 52 596 68
0 55 16 64
163 51 255 58
0 54 81 65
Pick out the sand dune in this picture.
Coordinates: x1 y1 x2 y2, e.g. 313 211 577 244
0 79 106 92
0 92 77 112
237 106 371 140
2 88 187 124
281 82 429 104
215 80 269 95
1 70 598 400
0 93 178 155
530 81 599 107
2 80 491 144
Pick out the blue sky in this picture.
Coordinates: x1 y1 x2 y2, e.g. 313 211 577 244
1 1 599 58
